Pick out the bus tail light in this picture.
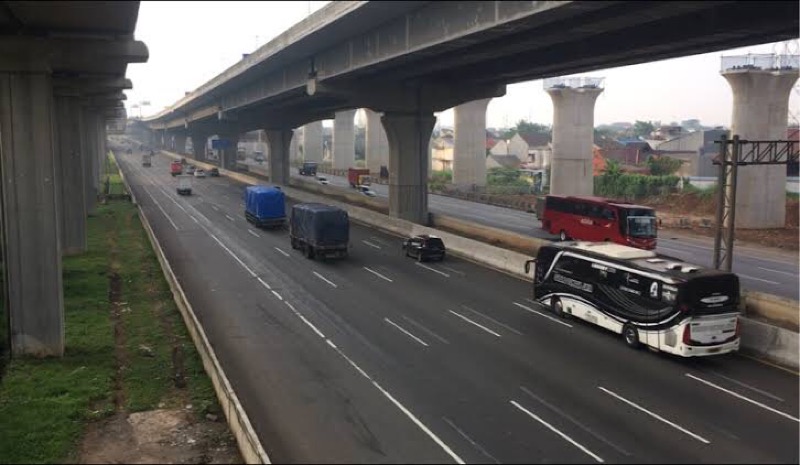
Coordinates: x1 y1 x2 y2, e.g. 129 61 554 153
734 318 741 338
682 324 692 345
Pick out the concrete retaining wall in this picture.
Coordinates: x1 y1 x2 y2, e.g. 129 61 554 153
739 317 799 370
115 150 271 464
160 149 799 369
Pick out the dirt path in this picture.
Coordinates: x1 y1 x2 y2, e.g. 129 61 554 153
77 211 241 464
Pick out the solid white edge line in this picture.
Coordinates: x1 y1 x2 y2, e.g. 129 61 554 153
190 215 200 224
736 273 780 285
706 371 784 403
274 247 290 257
248 229 261 238
285 301 326 339
209 233 257 277
364 266 393 282
510 400 604 463
144 190 179 231
757 267 798 277
598 386 711 444
384 318 429 347
313 271 338 288
416 262 450 277
327 342 465 464
448 310 502 337
513 302 573 328
362 240 382 249
685 373 799 423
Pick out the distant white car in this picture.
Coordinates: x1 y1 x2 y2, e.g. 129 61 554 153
317 176 329 185
359 185 377 197
194 168 206 178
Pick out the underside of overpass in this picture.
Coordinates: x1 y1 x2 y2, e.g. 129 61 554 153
142 0 797 225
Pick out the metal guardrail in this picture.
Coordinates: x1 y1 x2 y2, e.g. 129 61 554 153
721 54 799 72
543 76 605 90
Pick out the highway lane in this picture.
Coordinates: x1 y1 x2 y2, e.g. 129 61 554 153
282 167 799 301
117 148 799 463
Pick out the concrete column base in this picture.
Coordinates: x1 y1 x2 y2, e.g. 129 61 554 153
55 95 87 255
173 134 187 154
333 110 356 170
0 71 65 356
453 98 491 188
190 134 207 161
365 109 389 175
722 69 798 228
302 121 323 163
265 129 293 185
382 112 436 225
547 86 603 196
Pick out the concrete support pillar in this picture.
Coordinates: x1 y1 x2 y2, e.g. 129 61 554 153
54 95 87 255
288 129 299 163
190 133 207 161
302 121 323 163
265 129 293 186
218 132 240 170
365 109 389 175
381 111 436 225
82 108 102 210
0 71 65 356
547 86 603 196
333 110 356 170
722 69 798 228
453 98 491 187
173 133 187 154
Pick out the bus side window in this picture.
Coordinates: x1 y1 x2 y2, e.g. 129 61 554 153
589 205 602 218
554 256 577 275
602 208 615 220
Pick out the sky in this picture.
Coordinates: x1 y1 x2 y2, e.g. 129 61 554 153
124 1 800 130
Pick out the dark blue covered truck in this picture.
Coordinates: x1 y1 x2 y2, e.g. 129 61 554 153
290 203 349 260
244 186 286 228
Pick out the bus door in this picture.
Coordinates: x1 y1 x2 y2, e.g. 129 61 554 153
644 277 664 351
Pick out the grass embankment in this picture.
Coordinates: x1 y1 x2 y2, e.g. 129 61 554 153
0 174 219 462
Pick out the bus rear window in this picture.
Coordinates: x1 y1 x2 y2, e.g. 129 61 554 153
679 274 740 316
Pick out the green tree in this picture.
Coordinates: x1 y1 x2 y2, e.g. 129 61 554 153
604 159 622 177
502 119 551 140
647 156 683 176
633 120 656 138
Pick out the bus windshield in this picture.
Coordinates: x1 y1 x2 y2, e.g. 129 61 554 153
627 216 657 238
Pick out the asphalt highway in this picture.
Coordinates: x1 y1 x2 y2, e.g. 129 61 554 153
285 167 800 302
117 149 799 463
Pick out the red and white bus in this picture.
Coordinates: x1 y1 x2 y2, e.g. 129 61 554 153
536 195 658 250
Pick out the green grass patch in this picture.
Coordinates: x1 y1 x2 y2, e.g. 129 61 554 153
0 196 221 462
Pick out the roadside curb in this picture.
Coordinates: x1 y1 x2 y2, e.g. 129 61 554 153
112 151 271 464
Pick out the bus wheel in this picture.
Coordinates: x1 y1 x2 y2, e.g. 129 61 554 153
623 324 640 349
559 230 568 241
551 297 565 318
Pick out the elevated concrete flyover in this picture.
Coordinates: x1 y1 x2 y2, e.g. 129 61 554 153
143 0 798 224
0 1 148 356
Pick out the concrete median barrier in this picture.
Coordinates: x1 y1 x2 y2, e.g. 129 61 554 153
159 149 799 369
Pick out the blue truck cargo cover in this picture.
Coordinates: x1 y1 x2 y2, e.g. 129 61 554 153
245 186 286 220
290 203 349 246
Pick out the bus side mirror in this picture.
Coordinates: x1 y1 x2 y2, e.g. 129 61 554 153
524 259 536 275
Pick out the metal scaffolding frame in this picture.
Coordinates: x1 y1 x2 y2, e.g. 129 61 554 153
712 136 799 270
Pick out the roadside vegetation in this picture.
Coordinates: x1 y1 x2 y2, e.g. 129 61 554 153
0 157 229 463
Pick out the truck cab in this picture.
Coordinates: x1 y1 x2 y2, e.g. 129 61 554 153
170 161 183 176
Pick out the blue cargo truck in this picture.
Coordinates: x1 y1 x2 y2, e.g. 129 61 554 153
290 203 349 260
244 186 286 228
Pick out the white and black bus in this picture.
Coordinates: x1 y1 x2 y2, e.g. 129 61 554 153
524 241 741 357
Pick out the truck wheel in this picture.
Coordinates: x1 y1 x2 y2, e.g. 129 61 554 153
305 245 314 260
559 230 569 242
417 252 424 263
